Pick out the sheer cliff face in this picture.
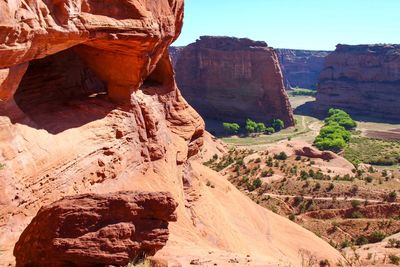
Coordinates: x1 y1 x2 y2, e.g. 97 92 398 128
315 44 400 119
276 49 330 89
175 36 294 126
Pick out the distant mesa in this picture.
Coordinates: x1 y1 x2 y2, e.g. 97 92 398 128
171 43 331 91
315 44 400 120
172 36 295 127
276 49 331 90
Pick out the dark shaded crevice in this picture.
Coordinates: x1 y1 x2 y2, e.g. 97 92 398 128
13 47 115 134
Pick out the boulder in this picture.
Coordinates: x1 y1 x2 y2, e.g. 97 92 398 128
295 146 336 161
14 191 178 267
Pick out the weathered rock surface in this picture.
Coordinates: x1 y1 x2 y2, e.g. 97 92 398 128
14 191 178 267
295 146 335 161
315 44 400 119
171 47 330 90
276 49 330 89
0 1 205 265
174 36 294 126
0 2 342 266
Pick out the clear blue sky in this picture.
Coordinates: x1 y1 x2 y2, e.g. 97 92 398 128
173 0 400 50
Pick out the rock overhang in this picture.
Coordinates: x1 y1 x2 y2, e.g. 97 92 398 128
0 0 184 102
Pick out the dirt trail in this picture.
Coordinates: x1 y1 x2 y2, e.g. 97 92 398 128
260 192 382 203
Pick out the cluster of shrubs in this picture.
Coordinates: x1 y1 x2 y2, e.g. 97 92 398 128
222 118 285 135
314 108 357 152
341 231 387 249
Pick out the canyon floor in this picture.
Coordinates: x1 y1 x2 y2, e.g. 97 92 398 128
206 95 400 266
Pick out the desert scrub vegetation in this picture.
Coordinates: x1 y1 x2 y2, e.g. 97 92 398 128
369 231 386 243
125 260 152 267
389 254 400 266
204 148 253 172
314 109 356 152
274 151 288 160
344 136 400 166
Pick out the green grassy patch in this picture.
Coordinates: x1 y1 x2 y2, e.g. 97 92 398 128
344 136 400 166
221 115 321 146
289 88 317 97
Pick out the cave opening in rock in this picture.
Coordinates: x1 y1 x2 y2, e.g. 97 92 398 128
141 53 174 95
14 47 114 134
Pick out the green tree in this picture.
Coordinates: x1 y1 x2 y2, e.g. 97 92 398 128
325 108 357 130
256 122 267 133
314 122 350 152
222 122 240 135
272 119 285 132
314 108 357 153
245 119 257 133
265 127 275 135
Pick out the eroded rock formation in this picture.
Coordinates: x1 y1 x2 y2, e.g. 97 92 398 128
295 146 335 161
315 44 400 119
276 49 330 89
0 1 204 265
14 191 177 267
174 36 294 126
0 2 342 266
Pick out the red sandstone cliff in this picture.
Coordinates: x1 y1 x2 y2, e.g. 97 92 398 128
315 44 400 119
276 49 330 90
0 2 342 266
172 46 330 91
175 36 294 127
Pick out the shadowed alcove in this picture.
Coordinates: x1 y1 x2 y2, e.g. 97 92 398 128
14 47 115 134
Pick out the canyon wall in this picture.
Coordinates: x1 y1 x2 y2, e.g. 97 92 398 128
0 2 341 266
171 46 330 90
276 49 330 89
169 46 184 67
174 36 294 127
315 44 400 119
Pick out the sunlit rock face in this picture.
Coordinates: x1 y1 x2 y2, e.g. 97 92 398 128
14 191 178 267
315 44 400 119
0 1 205 265
174 36 294 127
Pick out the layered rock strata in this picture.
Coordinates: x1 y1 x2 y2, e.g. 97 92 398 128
174 36 294 126
14 191 178 267
315 44 400 119
276 49 330 89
